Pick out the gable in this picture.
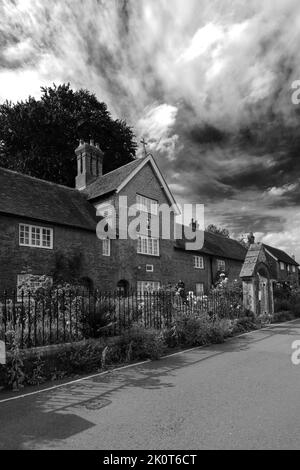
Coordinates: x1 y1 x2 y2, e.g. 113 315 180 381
86 155 179 212
118 161 173 207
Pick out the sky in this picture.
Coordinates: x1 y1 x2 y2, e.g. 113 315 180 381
1 0 300 260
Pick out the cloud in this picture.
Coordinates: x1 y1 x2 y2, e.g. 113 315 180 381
1 0 300 259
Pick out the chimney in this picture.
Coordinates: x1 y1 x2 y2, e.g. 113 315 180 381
190 218 199 233
75 139 104 190
247 232 255 246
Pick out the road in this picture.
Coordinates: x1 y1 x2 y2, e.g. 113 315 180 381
0 320 300 450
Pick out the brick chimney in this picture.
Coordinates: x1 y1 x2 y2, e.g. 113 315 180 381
75 139 104 190
247 232 255 246
190 218 199 232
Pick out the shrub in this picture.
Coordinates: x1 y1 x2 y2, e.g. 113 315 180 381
116 323 165 361
274 299 293 313
273 311 295 323
231 317 258 334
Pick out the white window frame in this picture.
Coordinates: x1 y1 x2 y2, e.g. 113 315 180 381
19 224 53 249
292 266 296 273
194 256 204 269
137 281 161 295
102 238 111 257
136 194 158 215
17 274 53 300
146 264 154 272
217 259 226 272
287 265 291 272
137 236 159 256
280 262 285 271
196 283 205 296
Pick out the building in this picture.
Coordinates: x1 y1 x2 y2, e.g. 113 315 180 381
0 139 295 294
263 244 299 287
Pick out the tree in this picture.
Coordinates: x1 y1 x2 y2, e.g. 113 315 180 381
206 224 230 238
0 83 137 186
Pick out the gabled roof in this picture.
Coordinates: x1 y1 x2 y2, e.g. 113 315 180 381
85 155 180 213
0 167 97 231
175 225 247 261
263 244 299 266
85 158 145 200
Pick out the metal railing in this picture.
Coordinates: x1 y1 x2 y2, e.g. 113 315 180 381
0 289 243 350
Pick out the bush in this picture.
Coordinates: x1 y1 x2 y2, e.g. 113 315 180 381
275 299 293 313
163 313 233 348
116 323 165 361
273 311 295 323
231 317 258 334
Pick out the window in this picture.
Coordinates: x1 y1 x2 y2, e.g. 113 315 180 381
146 265 154 272
280 262 285 271
196 283 204 296
19 224 53 249
194 256 204 269
217 259 226 272
137 281 161 295
102 238 111 257
136 194 158 215
137 236 159 256
292 266 296 273
287 265 291 272
17 274 53 299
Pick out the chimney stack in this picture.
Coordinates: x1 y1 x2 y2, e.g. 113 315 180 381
190 218 199 233
247 232 255 246
75 139 104 190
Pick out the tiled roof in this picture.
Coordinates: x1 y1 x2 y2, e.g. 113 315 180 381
85 157 146 200
175 225 248 261
0 167 97 231
263 244 299 266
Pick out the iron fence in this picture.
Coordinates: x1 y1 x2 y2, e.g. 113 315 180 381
0 289 243 350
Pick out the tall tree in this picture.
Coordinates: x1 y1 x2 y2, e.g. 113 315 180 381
0 83 137 186
206 224 230 238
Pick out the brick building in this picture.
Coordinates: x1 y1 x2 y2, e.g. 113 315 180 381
0 139 295 294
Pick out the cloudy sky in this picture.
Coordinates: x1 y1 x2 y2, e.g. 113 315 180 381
1 0 300 259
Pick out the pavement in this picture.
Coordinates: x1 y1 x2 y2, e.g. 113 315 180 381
0 320 300 450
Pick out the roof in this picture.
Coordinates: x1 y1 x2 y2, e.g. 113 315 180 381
0 167 97 231
85 158 145 200
175 225 248 261
263 244 299 266
240 244 264 278
85 155 180 212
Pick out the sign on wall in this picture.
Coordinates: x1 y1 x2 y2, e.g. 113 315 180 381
0 340 6 365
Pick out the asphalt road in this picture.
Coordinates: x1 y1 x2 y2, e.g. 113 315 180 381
0 320 300 450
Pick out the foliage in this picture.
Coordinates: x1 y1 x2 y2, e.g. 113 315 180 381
0 83 137 186
28 353 46 386
6 332 25 391
116 323 165 361
163 311 233 348
206 224 230 238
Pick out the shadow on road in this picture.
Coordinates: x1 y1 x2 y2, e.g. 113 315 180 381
0 320 299 449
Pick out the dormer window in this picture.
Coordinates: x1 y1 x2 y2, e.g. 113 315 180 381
280 262 285 271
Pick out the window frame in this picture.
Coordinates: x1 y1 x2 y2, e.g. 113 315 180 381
136 194 158 215
102 238 111 257
280 262 285 271
195 283 205 296
137 235 160 257
217 259 226 272
19 224 53 250
194 256 204 269
137 280 161 295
